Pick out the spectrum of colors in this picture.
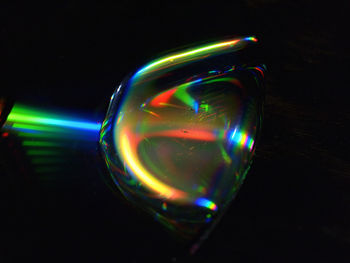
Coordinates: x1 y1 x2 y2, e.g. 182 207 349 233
195 198 218 211
6 104 101 131
228 128 255 151
99 36 264 235
3 104 101 141
2 103 102 174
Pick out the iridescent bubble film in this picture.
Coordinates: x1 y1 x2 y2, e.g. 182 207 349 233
100 36 265 238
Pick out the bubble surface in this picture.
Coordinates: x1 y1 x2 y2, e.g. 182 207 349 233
100 36 265 238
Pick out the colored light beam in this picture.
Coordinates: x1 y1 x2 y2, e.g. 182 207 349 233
145 75 238 113
6 104 101 131
244 36 258 42
239 133 248 146
195 198 218 211
22 141 61 147
8 113 101 131
135 36 258 77
136 39 240 75
248 138 254 151
228 128 254 150
12 123 64 133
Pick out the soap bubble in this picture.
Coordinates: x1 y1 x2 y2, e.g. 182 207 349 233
100 36 265 239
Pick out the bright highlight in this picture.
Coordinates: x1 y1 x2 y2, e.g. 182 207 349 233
195 198 218 211
120 130 186 200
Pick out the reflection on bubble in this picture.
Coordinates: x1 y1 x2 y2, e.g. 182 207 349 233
100 36 265 241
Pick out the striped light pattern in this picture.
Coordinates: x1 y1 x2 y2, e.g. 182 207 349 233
2 103 102 174
228 128 255 151
7 105 101 131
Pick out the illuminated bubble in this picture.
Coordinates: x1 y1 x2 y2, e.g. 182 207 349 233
100 36 265 238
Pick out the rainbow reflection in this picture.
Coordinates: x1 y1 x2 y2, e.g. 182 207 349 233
100 36 264 236
6 104 101 131
195 198 218 211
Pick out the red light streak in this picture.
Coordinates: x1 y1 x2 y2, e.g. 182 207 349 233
146 129 216 141
150 88 177 107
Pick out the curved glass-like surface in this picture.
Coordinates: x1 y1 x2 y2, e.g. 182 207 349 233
100 36 265 239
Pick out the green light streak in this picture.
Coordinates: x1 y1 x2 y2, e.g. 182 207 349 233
18 132 62 138
7 104 101 131
9 104 63 119
219 144 232 164
13 123 63 132
173 79 202 108
22 141 61 147
174 88 195 108
203 77 236 85
171 77 237 110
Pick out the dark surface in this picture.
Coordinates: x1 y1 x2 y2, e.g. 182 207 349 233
1 1 349 262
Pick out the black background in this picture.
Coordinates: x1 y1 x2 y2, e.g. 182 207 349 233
1 1 350 262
